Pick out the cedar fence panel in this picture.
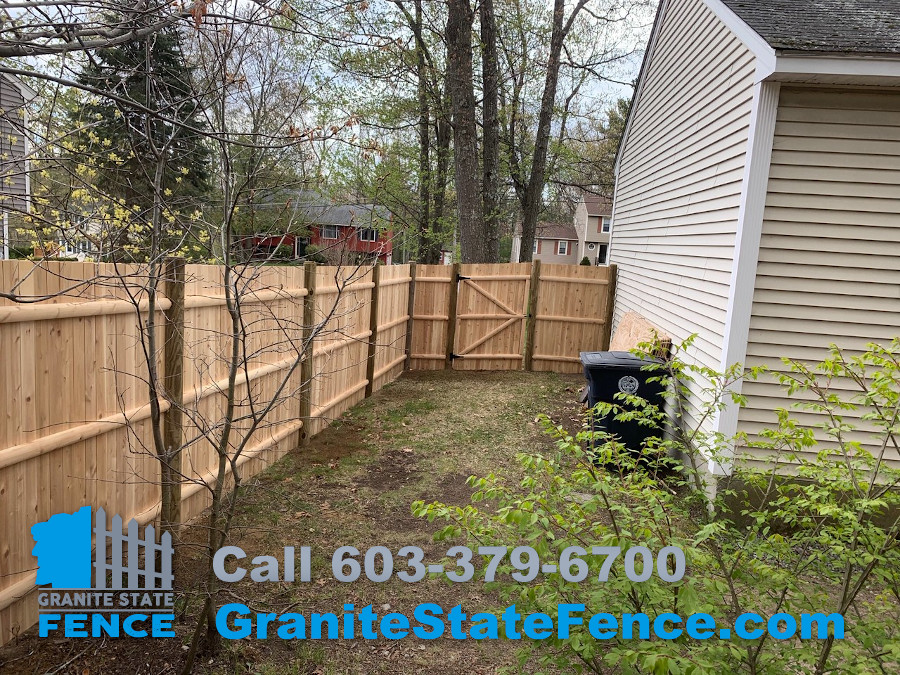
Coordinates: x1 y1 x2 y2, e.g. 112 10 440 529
452 262 531 370
409 264 453 370
0 261 165 643
177 264 308 521
531 262 615 373
307 265 373 437
371 264 411 393
0 259 615 644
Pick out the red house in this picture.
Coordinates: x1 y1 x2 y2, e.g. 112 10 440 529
239 199 393 264
304 202 393 264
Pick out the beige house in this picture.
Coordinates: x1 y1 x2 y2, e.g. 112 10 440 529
0 74 35 259
574 193 613 265
510 222 580 265
611 0 900 475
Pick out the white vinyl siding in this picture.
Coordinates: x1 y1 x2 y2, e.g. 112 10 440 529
610 0 757 429
738 87 900 470
0 75 28 211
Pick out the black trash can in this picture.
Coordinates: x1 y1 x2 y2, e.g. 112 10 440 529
580 351 666 453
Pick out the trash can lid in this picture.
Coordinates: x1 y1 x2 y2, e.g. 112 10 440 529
579 351 662 369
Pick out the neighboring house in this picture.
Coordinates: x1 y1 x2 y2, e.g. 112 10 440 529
510 222 580 265
56 239 94 260
434 242 454 265
610 0 900 475
303 202 393 264
0 74 36 259
240 196 393 264
574 193 613 265
439 247 453 265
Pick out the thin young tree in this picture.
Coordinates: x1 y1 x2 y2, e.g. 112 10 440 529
1 3 366 669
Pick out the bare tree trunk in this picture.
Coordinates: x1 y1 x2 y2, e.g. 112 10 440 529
414 0 435 264
430 85 453 262
518 0 590 262
479 0 500 262
480 0 501 263
447 0 485 263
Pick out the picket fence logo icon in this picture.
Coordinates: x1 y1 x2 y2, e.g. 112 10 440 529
32 506 177 638
617 375 640 395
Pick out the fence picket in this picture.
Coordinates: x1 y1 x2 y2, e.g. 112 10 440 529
159 531 174 590
110 513 123 589
94 507 107 590
126 518 139 589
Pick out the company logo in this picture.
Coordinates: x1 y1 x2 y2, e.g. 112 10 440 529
32 506 176 637
617 375 640 395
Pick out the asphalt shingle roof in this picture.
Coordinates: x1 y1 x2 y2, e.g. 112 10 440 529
721 0 900 54
290 190 390 226
583 194 613 216
537 223 579 241
297 202 388 227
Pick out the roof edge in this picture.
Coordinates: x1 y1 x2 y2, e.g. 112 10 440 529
703 0 776 72
1 73 38 101
771 53 900 83
615 0 777 176
776 49 900 59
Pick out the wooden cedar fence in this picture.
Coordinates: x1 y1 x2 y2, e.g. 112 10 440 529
0 260 614 644
410 261 616 373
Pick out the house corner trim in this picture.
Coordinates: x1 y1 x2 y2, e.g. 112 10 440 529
713 79 781 472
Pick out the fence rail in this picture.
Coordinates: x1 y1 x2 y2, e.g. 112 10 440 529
0 259 615 644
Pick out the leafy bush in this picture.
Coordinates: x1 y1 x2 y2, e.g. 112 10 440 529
580 256 592 266
414 338 900 674
274 243 294 259
303 243 329 264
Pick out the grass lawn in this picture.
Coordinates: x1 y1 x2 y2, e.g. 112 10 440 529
1 370 584 675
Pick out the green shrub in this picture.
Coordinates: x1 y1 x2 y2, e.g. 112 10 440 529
414 338 900 674
274 243 294 259
580 256 591 266
303 243 328 264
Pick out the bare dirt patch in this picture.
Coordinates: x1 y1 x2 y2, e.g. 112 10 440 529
0 369 583 675
353 448 420 492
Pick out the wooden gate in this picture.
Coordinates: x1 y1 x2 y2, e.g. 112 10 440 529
450 263 531 370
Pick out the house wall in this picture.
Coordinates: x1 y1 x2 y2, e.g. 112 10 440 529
534 238 579 265
575 205 612 264
738 86 900 470
310 224 392 263
609 0 758 429
591 215 613 240
584 216 612 264
0 76 28 209
0 75 29 256
574 200 589 242
583 241 610 265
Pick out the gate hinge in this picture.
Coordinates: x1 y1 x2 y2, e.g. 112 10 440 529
456 274 470 282
449 352 463 360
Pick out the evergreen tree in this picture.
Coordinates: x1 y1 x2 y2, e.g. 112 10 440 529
69 27 210 256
